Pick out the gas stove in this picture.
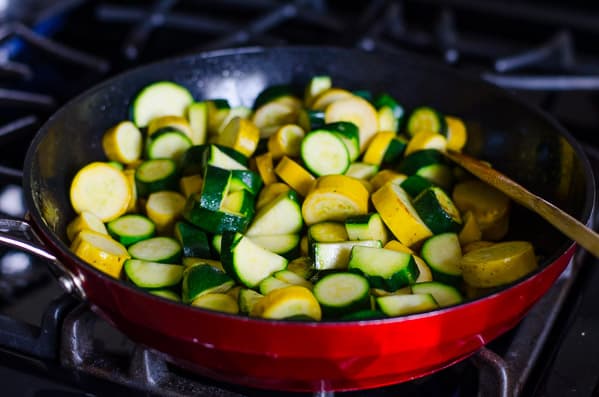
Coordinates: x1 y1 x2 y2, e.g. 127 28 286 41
0 1 598 396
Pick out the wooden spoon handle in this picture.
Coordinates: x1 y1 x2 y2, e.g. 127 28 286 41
445 150 599 258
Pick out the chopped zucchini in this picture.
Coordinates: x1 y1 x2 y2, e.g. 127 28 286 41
249 234 300 258
107 214 156 246
344 162 379 180
124 259 184 289
411 281 463 307
348 246 420 291
238 288 264 314
377 293 439 317
420 233 462 286
406 106 446 137
128 236 182 264
301 130 350 176
413 187 462 234
187 102 208 145
174 221 212 258
191 293 239 314
145 129 193 163
322 121 360 162
313 272 370 317
134 159 178 197
397 149 445 175
246 190 302 236
308 222 348 243
312 240 382 270
400 174 434 198
131 81 193 128
345 213 389 244
182 264 235 303
220 232 288 288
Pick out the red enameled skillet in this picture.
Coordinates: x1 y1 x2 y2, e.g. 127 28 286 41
0 47 594 392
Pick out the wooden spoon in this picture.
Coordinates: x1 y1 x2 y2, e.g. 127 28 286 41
444 150 599 258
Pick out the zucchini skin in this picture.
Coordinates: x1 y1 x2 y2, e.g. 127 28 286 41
397 149 445 175
182 264 234 303
413 187 462 234
174 221 213 259
134 159 179 197
183 197 251 234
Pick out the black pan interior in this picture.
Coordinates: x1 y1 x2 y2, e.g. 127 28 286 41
25 46 595 268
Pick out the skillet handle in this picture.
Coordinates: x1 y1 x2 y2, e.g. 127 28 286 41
0 217 86 299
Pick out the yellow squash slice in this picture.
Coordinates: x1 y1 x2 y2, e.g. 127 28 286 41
250 285 322 320
256 182 290 210
369 169 407 191
147 115 193 139
404 131 447 156
252 152 278 185
311 88 354 110
123 169 138 213
445 116 467 152
145 191 186 234
217 116 260 157
252 101 298 138
70 230 130 278
325 96 378 152
371 183 433 247
102 121 143 165
66 211 108 242
461 241 538 288
179 174 203 198
70 162 131 222
458 210 482 246
302 175 369 225
362 131 395 166
267 124 305 159
274 156 316 197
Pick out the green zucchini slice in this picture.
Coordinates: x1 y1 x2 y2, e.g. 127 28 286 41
246 190 302 236
400 174 434 198
420 233 463 286
322 121 360 162
131 81 193 128
107 214 156 246
124 259 184 289
182 264 235 303
311 240 382 271
344 213 389 244
134 159 178 197
348 246 420 291
397 149 445 175
313 272 370 317
128 236 182 264
174 221 212 258
411 281 463 307
406 106 447 137
376 293 439 317
413 187 462 234
220 232 288 288
145 129 192 162
301 130 350 176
